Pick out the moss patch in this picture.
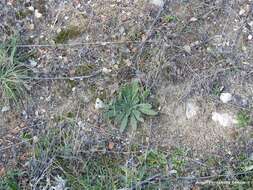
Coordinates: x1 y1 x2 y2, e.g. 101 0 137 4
54 26 82 43
75 64 96 76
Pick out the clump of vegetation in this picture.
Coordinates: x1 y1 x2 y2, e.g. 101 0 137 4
236 111 251 128
171 148 187 175
54 26 82 43
163 15 177 23
105 80 157 133
0 37 31 103
0 170 22 190
211 82 223 97
75 64 96 76
28 122 169 189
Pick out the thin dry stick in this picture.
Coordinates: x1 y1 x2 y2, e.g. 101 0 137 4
20 69 102 80
32 157 55 190
133 2 166 70
0 138 33 152
16 40 157 48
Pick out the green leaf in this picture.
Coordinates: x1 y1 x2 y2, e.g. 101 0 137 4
104 110 116 119
131 80 139 98
130 114 138 131
138 104 157 116
115 112 125 124
132 110 144 122
245 165 253 171
136 103 152 110
141 89 150 101
120 114 129 133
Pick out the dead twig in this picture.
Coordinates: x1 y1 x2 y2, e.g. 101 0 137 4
16 40 157 48
20 69 102 80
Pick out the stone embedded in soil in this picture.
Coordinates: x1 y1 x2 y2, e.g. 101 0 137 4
183 45 191 54
34 9 42 18
1 106 10 113
212 112 237 127
150 0 164 7
95 98 105 110
220 93 232 103
29 59 37 67
185 101 199 119
189 17 198 22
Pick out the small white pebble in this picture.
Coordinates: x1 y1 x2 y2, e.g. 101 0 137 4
33 136 39 143
102 67 112 74
34 9 42 18
28 6 34 11
29 59 37 67
220 93 232 103
248 34 252 40
239 9 246 16
150 0 164 7
190 17 198 22
1 106 10 112
95 98 105 109
183 45 191 54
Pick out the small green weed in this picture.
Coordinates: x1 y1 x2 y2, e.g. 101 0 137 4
211 82 223 97
236 111 251 128
163 15 177 23
0 37 31 103
0 170 22 190
171 148 187 175
105 80 157 133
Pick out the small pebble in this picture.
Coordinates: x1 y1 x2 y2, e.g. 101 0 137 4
220 93 232 103
150 0 164 7
28 6 34 11
1 106 10 112
95 98 105 109
239 9 246 16
35 9 42 18
190 17 198 22
29 59 37 67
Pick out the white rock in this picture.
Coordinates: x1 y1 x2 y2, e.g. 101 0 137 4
95 98 105 109
150 0 164 7
34 9 42 18
1 106 10 112
189 17 198 22
248 34 252 40
183 45 191 54
33 136 39 143
28 6 34 11
220 93 232 103
102 67 112 74
212 112 237 127
29 59 37 67
168 170 177 175
185 102 199 119
239 9 246 16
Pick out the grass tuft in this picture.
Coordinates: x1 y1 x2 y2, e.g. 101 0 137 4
0 37 31 104
236 111 251 128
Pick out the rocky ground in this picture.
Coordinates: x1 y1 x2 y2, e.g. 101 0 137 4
0 0 253 189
